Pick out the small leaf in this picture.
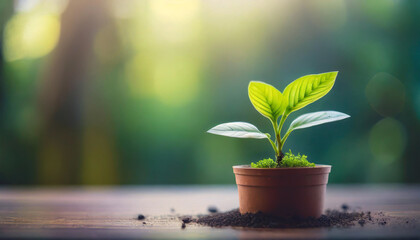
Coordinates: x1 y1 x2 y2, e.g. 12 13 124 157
287 111 350 133
283 72 338 113
207 122 267 139
248 81 288 122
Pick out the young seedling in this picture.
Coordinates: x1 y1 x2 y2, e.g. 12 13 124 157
207 72 350 167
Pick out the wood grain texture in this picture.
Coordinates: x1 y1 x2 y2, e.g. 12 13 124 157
0 185 419 239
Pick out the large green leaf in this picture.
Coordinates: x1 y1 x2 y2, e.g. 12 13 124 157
207 122 268 139
248 81 287 122
286 111 350 133
283 72 338 113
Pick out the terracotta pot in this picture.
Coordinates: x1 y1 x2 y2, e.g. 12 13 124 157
233 165 331 218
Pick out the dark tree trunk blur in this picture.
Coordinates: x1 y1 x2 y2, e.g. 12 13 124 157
38 0 108 184
0 1 14 184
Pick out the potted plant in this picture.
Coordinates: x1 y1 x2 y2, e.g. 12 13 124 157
207 72 350 218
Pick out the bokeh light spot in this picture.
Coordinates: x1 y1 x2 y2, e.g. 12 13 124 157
149 0 200 44
150 0 200 23
365 72 405 116
125 55 153 97
3 13 60 61
15 0 68 14
152 57 200 106
369 118 406 165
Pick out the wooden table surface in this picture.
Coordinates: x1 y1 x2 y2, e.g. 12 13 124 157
0 185 419 239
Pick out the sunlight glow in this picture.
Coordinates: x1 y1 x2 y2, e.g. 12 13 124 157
3 13 60 61
149 0 200 43
152 57 201 106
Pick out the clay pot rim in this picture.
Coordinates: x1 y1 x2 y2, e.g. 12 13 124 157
233 164 331 170
233 164 331 175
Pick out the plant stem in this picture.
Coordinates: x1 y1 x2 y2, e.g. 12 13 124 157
278 111 289 136
277 112 289 157
270 119 280 158
277 151 284 165
275 126 281 157
267 137 278 156
280 130 291 152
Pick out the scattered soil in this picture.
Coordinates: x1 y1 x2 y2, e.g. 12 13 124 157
137 205 414 230
192 208 378 228
181 217 192 224
341 204 349 211
208 206 218 213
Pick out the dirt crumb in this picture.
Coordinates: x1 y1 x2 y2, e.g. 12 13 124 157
341 204 349 211
181 217 192 223
208 206 218 213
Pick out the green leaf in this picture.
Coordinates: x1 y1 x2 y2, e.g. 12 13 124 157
248 81 288 122
286 111 350 133
207 122 268 139
283 72 338 113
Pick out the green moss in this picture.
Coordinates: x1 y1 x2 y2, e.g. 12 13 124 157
251 151 315 168
279 150 315 168
251 158 277 168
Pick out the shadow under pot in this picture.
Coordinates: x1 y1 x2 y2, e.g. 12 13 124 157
233 165 331 218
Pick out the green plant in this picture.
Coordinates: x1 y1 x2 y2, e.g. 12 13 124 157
251 158 277 168
278 150 315 168
207 72 350 167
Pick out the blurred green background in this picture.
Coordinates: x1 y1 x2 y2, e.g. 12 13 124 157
0 0 419 185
